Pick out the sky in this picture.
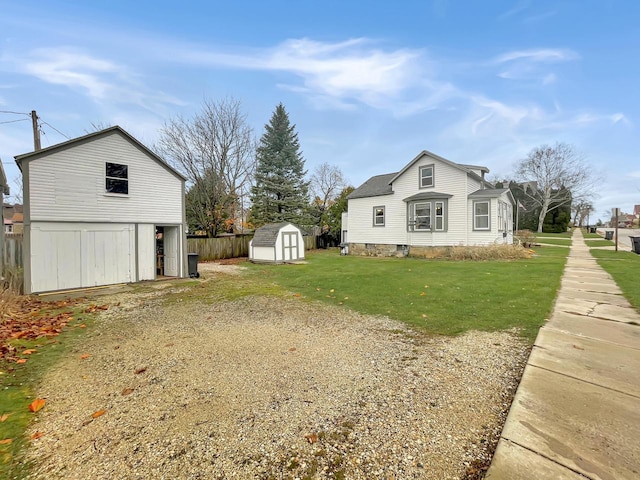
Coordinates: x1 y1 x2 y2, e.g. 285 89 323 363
1 0 639 221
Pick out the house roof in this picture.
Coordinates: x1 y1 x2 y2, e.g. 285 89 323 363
389 150 488 185
634 205 640 216
347 173 396 199
14 126 186 182
252 222 294 247
403 191 453 202
469 187 516 205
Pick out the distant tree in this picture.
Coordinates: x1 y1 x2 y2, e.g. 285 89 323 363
250 103 311 228
515 142 596 233
323 186 354 243
157 97 255 237
84 121 112 134
572 200 594 227
310 162 347 233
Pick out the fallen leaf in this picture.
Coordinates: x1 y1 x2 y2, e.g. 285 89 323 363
78 324 86 328
424 285 429 288
573 345 584 350
16 359 27 364
315 288 321 291
305 433 318 444
165 343 174 347
289 347 296 352
294 293 301 297
22 349 37 355
30 432 44 440
28 399 46 413
121 388 135 396
344 297 349 300
80 354 91 360
338 302 344 305
0 439 12 445
330 289 335 293
420 292 426 296
422 314 427 318
0 414 9 422
134 366 147 375
91 409 106 419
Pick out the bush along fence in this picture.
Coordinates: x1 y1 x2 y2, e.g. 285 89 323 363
187 235 319 262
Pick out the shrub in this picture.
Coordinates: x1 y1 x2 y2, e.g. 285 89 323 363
448 244 534 260
1 266 24 295
515 230 536 247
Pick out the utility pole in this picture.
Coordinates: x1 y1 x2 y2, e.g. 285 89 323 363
615 207 619 252
31 110 41 151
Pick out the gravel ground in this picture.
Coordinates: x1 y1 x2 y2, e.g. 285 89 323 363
24 266 529 480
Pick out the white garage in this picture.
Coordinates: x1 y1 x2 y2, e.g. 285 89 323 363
16 126 187 294
249 222 305 264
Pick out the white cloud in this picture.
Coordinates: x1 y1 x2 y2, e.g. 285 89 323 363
629 171 640 179
10 47 184 114
171 38 439 112
494 48 579 64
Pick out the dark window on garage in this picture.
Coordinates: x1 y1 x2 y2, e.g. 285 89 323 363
106 162 128 194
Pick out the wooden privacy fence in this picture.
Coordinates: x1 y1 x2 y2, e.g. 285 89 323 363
188 235 318 261
4 233 23 269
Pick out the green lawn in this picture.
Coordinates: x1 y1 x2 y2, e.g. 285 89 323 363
0 303 100 478
536 231 573 238
590 249 640 310
535 238 572 246
583 232 603 239
247 248 567 342
584 239 615 247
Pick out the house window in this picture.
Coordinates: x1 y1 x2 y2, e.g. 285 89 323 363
373 206 385 226
474 200 490 230
409 199 448 231
419 165 434 188
435 201 444 231
106 162 128 194
414 202 431 230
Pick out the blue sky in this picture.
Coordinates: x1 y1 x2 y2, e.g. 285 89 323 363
1 0 638 221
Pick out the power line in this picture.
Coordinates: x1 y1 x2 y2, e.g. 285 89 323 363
0 118 30 125
40 120 70 140
0 110 30 117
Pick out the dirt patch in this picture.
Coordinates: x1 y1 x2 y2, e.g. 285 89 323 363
22 278 528 479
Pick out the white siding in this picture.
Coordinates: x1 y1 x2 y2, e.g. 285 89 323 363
347 154 472 247
28 132 183 224
468 193 514 245
250 243 277 262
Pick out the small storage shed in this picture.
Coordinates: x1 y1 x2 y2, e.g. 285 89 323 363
249 222 305 263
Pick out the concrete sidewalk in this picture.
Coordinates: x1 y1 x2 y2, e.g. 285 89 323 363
486 229 640 480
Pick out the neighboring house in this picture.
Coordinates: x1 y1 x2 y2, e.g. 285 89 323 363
0 159 10 272
249 222 305 263
15 126 187 294
4 204 24 234
343 150 515 256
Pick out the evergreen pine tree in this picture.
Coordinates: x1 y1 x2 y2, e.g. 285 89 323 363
250 103 311 228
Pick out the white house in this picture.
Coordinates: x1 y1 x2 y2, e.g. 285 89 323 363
343 150 515 256
15 126 187 294
249 222 305 263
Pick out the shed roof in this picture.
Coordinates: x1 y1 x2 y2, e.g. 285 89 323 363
14 126 186 182
252 222 296 247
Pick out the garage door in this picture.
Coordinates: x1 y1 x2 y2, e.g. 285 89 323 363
30 223 134 293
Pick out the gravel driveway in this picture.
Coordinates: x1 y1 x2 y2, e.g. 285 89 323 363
24 265 528 479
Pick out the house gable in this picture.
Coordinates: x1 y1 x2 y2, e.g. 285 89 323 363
16 127 185 225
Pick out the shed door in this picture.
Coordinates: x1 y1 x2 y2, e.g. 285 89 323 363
283 232 298 261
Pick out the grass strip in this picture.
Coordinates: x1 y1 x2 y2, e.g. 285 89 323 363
590 249 640 310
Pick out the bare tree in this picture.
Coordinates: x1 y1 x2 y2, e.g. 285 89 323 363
157 97 255 236
515 142 597 233
572 200 594 227
310 163 346 212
